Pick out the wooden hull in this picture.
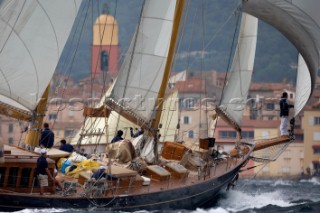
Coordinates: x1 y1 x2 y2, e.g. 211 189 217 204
0 160 246 212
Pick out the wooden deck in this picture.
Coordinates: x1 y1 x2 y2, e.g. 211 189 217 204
39 156 242 198
0 144 249 200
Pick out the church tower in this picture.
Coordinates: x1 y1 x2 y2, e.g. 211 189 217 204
91 8 119 78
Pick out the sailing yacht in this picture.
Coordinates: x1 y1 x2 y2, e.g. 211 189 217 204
0 0 320 211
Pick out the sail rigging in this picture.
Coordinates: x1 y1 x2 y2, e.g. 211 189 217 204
218 12 258 132
0 0 81 112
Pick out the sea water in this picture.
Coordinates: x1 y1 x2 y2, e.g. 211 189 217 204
6 177 320 213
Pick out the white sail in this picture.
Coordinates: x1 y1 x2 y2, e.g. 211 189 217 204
109 0 177 122
0 0 81 111
219 13 258 126
71 112 139 146
159 90 179 142
73 90 180 145
243 0 320 100
295 54 311 116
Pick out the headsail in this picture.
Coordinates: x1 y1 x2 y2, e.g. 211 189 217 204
243 0 320 101
0 0 81 111
294 54 311 116
107 0 177 123
218 13 258 130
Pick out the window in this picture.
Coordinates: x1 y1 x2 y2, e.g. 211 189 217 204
101 51 109 71
20 168 32 187
289 93 293 99
8 123 13 133
64 129 74 137
8 137 13 145
315 117 320 125
313 162 320 170
313 146 320 154
184 98 195 109
313 132 320 141
188 130 194 138
242 131 254 139
295 134 304 141
0 167 6 187
183 116 189 124
219 131 237 139
49 113 57 121
266 103 274 110
7 167 19 187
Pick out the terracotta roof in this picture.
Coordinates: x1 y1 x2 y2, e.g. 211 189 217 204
250 82 293 91
175 77 205 93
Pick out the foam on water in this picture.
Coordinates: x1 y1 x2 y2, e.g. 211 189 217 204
300 177 320 185
217 189 297 212
11 209 68 213
190 207 229 213
271 179 293 187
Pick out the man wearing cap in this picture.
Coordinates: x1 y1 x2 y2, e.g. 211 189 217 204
279 92 294 136
36 149 63 194
91 166 119 181
92 166 107 180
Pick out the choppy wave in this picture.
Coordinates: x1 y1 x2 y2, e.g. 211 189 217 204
217 189 296 212
11 209 69 213
300 177 320 185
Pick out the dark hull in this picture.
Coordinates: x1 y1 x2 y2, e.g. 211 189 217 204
0 160 246 212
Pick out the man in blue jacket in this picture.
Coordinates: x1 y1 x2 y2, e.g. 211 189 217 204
111 130 124 143
39 123 54 148
59 139 74 153
279 92 294 136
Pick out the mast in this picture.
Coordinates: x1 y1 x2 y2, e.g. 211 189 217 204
25 85 50 148
150 0 185 160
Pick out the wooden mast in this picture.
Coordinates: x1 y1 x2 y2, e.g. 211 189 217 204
150 0 185 160
25 85 50 148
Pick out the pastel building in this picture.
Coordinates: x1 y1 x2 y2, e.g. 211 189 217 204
91 13 119 78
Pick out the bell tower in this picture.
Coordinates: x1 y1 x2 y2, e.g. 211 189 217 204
91 6 119 78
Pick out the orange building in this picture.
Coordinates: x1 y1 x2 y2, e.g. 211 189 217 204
91 13 119 78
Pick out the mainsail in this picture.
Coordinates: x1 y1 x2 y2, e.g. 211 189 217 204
0 0 81 112
243 0 320 103
73 0 180 147
218 13 258 130
108 0 177 123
